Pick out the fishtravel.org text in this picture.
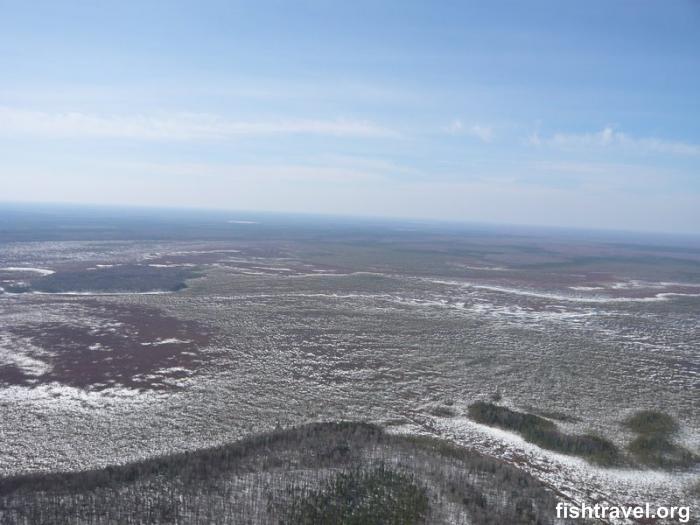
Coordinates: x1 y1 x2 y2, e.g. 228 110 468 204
556 502 691 523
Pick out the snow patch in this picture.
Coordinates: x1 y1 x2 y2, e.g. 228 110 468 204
0 267 55 276
0 335 52 376
141 338 192 346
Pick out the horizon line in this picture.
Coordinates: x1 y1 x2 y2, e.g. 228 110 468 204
2 199 699 240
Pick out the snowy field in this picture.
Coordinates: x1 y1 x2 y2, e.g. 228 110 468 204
0 217 698 522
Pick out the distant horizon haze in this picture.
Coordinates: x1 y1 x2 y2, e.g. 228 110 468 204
2 200 699 243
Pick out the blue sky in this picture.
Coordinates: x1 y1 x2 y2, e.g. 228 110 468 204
1 0 699 233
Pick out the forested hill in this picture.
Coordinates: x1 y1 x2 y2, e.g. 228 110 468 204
0 421 587 524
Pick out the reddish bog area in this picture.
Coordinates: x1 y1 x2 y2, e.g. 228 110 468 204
4 301 209 391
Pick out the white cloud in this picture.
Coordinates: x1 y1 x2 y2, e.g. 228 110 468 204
444 119 493 142
467 124 494 142
533 126 700 156
127 161 387 183
0 107 398 140
445 119 464 133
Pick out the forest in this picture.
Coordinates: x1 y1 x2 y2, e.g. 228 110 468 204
0 421 591 524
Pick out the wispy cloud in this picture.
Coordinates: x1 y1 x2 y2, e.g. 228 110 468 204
122 161 390 184
530 126 700 156
467 124 494 142
531 160 694 193
0 107 398 140
445 119 464 133
444 119 494 142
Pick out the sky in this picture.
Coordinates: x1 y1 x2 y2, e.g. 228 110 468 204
1 0 699 234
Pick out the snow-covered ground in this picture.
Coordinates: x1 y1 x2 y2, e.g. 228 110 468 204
0 239 697 522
